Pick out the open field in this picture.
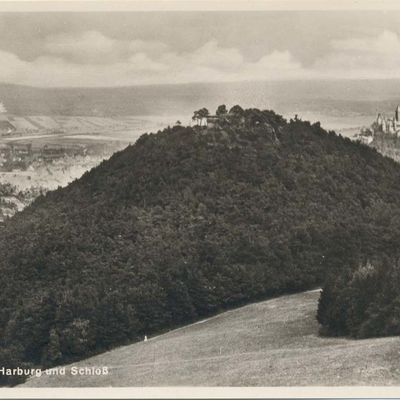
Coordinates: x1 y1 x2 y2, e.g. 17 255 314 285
3 114 188 140
21 289 400 387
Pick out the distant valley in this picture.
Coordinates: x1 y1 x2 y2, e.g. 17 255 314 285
0 113 184 222
2 79 400 134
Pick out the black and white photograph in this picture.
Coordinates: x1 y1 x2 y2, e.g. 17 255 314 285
1 0 400 397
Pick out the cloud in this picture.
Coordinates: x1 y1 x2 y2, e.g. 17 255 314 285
249 51 305 79
1 29 400 87
44 30 119 63
128 39 169 57
313 30 400 79
0 31 303 86
0 53 170 87
44 31 170 65
188 40 244 71
331 30 399 54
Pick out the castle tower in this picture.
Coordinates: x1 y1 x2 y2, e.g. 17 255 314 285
377 113 388 132
382 118 387 133
396 105 400 122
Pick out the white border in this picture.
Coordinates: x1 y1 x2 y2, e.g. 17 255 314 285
1 386 400 398
0 0 399 398
0 0 400 12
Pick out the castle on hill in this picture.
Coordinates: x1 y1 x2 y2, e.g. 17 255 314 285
375 105 400 135
356 105 400 145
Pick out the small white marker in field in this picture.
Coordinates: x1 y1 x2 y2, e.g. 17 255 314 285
144 335 148 342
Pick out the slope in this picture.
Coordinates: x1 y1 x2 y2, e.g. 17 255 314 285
21 289 400 387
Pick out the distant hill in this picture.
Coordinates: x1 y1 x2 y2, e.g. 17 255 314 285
3 80 400 117
21 290 400 387
2 107 400 385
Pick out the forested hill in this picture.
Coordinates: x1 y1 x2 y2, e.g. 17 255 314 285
1 106 400 385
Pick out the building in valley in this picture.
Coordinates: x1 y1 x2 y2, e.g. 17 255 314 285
0 102 16 135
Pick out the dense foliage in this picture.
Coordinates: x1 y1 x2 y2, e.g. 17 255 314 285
318 257 400 338
1 106 400 385
317 135 400 339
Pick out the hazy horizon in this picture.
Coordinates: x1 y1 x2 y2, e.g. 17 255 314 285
2 79 400 137
4 77 400 90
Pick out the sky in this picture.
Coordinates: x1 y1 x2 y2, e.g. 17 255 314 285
1 11 400 87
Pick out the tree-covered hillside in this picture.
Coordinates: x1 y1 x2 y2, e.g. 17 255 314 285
1 106 400 384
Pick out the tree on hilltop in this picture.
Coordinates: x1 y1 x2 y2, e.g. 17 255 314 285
192 108 209 127
216 105 228 116
229 105 244 116
192 110 200 126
